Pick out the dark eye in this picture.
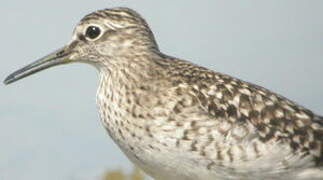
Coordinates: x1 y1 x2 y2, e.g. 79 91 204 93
85 26 101 39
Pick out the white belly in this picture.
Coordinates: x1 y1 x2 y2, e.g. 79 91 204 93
115 141 323 180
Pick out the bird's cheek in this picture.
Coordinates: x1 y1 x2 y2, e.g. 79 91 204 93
97 43 118 57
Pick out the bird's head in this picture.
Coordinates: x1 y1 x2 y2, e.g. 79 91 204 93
4 7 158 85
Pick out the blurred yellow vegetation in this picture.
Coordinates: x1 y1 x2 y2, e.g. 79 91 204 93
102 167 144 180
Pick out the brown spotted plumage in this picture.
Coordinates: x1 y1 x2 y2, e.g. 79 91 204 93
4 7 323 180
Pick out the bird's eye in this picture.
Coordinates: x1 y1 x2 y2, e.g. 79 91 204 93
85 26 101 40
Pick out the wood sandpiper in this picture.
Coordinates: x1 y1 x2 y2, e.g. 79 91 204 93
4 7 323 180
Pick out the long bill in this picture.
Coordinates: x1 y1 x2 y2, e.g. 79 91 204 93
4 47 70 85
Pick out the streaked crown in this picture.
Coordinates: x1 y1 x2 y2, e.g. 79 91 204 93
81 7 150 30
69 7 159 64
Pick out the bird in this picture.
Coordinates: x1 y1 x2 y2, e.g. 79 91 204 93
4 7 323 180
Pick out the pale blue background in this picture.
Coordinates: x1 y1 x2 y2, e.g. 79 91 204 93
1 1 323 179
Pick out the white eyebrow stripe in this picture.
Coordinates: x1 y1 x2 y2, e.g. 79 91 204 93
105 21 124 29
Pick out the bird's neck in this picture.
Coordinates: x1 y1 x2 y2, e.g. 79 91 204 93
96 51 165 89
95 54 165 140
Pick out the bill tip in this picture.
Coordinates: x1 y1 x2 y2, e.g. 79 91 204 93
3 75 14 85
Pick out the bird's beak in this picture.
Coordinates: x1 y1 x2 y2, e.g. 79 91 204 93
4 47 72 85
